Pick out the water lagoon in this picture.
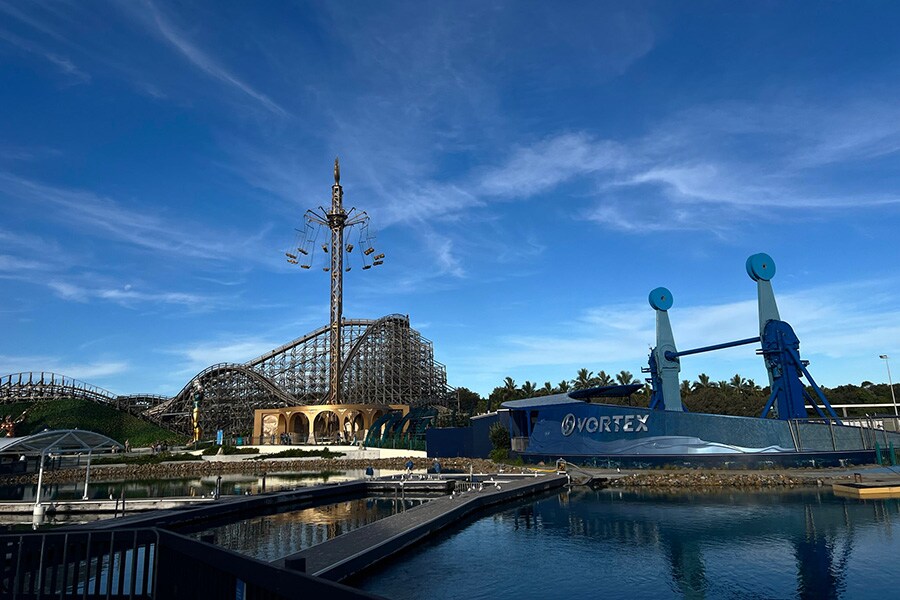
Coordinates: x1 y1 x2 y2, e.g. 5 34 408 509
192 496 426 562
355 487 900 599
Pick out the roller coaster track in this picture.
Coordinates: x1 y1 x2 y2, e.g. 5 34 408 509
2 314 452 437
146 363 297 434
0 372 168 424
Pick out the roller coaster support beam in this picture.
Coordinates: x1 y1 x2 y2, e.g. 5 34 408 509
647 287 683 412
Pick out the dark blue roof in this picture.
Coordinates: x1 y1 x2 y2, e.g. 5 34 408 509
567 384 643 400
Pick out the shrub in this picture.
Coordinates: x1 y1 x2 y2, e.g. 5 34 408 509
250 448 345 460
489 423 511 450
489 448 509 462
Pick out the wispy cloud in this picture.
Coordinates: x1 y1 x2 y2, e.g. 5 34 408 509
461 98 900 237
0 254 49 273
0 172 267 263
165 337 281 376
46 281 218 310
133 0 287 117
0 1 65 42
0 355 128 382
478 133 626 199
0 27 89 83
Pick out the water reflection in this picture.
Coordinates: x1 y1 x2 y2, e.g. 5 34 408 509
0 470 356 503
192 496 427 562
356 488 900 599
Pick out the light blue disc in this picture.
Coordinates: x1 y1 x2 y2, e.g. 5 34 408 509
746 253 776 281
649 287 673 311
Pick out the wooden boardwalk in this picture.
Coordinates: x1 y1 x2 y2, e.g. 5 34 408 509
273 474 567 581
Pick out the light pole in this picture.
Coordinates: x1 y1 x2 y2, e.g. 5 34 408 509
879 354 898 416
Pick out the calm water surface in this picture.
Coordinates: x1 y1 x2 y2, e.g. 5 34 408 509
0 470 354 502
355 487 900 599
193 496 426 562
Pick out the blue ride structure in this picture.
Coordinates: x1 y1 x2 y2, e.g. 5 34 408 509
496 253 900 468
645 253 841 423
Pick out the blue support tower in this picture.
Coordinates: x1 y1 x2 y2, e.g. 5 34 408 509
748 253 841 423
646 287 684 412
647 253 841 423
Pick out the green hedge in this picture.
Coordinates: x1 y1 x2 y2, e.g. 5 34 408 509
251 448 345 460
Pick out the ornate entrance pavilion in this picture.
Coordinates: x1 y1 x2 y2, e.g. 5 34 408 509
254 404 409 445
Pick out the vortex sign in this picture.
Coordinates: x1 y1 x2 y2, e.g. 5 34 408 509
561 413 577 436
560 413 649 436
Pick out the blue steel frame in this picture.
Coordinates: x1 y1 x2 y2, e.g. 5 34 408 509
647 254 842 425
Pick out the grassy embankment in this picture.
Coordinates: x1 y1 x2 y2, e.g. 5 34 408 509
0 399 183 447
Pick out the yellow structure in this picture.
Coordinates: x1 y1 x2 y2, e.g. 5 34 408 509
832 482 900 499
253 404 409 445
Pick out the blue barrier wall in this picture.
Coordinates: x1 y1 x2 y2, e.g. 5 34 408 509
426 413 501 458
426 427 472 458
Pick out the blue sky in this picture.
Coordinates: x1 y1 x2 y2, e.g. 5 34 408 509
2 1 900 398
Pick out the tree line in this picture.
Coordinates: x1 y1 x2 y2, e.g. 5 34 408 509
449 370 899 420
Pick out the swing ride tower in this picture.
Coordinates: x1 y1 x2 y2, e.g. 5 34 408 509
286 158 386 405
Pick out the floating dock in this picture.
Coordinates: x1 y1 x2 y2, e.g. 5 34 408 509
0 496 215 515
273 474 567 581
833 476 900 499
83 479 371 530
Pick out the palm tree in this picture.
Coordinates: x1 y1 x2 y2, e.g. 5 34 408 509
616 370 635 385
693 373 711 391
557 380 571 392
574 368 595 390
680 380 692 395
729 374 746 393
521 380 537 398
502 377 517 398
596 370 614 386
540 381 554 396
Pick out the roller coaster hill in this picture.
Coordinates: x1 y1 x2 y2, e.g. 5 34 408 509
0 314 453 448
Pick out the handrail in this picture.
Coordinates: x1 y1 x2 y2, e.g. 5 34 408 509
0 527 385 599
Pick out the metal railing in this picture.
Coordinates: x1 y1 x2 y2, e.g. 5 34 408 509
784 417 899 453
452 481 484 493
0 528 386 600
0 529 159 599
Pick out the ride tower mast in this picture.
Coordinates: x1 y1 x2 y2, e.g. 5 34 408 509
286 159 384 404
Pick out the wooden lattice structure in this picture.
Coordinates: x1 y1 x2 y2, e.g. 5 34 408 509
145 314 449 436
2 320 450 440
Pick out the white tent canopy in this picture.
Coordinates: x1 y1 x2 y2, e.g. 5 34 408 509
0 429 121 456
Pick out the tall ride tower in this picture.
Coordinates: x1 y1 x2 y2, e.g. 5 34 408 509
286 159 384 404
